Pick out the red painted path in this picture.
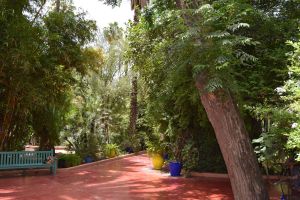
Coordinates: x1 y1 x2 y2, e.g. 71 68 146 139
0 154 279 200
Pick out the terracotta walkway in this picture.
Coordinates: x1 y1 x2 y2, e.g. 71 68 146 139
0 154 279 200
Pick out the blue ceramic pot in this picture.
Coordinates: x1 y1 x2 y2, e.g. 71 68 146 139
163 153 169 161
169 161 182 176
84 156 93 163
125 147 134 153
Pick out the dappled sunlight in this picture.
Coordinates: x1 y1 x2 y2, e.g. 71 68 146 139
107 170 119 173
0 0 297 199
0 154 280 199
59 195 75 200
68 181 85 186
76 171 92 175
208 194 231 200
0 198 16 200
0 189 16 194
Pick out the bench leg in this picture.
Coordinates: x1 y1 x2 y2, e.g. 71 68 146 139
50 162 57 175
52 165 56 175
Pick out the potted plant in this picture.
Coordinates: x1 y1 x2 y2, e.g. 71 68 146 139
169 161 183 176
105 143 119 158
146 140 165 170
122 137 133 153
168 149 183 177
166 137 185 177
84 155 94 163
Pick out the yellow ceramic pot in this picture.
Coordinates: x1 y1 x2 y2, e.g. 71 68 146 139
108 149 116 158
151 153 164 170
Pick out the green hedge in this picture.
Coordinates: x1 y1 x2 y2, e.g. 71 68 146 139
58 154 81 168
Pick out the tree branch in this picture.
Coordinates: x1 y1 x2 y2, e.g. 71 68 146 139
31 0 47 24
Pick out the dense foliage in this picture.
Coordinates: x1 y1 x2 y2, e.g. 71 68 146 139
252 37 300 174
0 0 97 150
58 153 81 167
61 22 134 158
126 0 299 173
1 0 299 180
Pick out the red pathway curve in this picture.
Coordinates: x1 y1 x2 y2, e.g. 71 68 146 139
0 154 279 200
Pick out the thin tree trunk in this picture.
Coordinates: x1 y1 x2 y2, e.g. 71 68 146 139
105 94 110 143
128 2 142 137
56 0 60 12
196 73 269 200
0 90 17 150
128 76 138 136
175 0 185 9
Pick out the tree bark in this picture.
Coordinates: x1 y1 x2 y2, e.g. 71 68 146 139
55 0 60 12
0 90 17 151
172 1 269 198
196 73 269 200
128 1 145 137
128 76 138 135
175 0 185 9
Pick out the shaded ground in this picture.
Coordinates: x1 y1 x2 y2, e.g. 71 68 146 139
0 154 279 200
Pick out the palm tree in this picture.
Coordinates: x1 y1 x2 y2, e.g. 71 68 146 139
127 0 148 138
103 22 123 44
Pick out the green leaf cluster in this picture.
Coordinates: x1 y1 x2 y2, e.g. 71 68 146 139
0 0 96 150
126 0 299 172
62 23 132 158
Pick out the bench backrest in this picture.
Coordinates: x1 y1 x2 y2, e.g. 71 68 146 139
0 150 54 168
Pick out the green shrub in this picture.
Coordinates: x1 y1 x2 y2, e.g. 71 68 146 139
104 143 119 158
146 139 165 156
58 154 81 167
182 141 199 177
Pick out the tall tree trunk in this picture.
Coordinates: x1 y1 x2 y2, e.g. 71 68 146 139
196 73 269 200
172 1 269 197
175 0 185 9
128 2 143 136
0 90 17 150
55 0 60 12
128 76 138 136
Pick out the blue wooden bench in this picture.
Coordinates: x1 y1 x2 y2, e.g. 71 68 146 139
0 150 57 175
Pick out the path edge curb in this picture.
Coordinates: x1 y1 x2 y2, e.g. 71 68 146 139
58 151 146 171
190 172 284 180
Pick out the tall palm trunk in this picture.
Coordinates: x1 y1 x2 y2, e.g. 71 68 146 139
128 76 138 136
56 0 60 12
128 1 146 136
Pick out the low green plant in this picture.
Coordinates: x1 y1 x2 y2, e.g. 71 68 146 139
145 137 165 156
65 132 101 161
104 143 119 158
58 154 81 167
252 130 287 175
165 134 186 162
182 141 200 177
129 134 142 153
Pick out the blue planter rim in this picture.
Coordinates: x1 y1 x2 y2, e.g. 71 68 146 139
169 161 181 164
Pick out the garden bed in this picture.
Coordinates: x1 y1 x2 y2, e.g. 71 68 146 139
58 151 146 171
